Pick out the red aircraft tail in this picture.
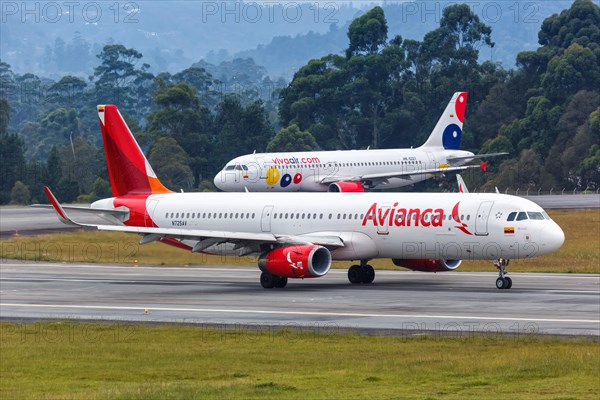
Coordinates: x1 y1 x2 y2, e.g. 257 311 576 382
97 105 171 197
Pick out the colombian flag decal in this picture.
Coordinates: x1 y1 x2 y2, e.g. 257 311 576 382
504 227 515 234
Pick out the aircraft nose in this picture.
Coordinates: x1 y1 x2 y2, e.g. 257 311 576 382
213 173 224 191
540 223 565 253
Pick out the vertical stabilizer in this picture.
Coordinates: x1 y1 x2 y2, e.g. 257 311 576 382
456 174 469 193
97 105 171 197
420 92 468 150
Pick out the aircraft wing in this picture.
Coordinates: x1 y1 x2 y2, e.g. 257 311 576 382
31 204 129 216
320 163 488 184
447 152 508 164
42 186 344 250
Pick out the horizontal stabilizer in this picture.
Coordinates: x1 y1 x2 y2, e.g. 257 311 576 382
447 152 508 163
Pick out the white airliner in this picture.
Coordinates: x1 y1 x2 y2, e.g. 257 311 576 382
214 92 506 192
41 105 564 290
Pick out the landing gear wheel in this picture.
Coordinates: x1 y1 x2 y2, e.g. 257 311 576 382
493 258 512 290
260 272 276 289
362 265 375 284
496 277 506 289
274 276 288 288
348 265 364 284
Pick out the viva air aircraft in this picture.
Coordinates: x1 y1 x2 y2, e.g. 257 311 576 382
42 105 564 290
214 92 506 192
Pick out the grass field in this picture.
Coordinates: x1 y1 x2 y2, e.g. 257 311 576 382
1 322 598 399
1 210 598 273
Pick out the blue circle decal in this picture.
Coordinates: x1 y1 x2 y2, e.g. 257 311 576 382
442 124 462 150
280 174 292 188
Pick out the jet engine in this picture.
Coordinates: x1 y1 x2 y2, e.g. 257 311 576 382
328 182 364 192
392 259 462 272
258 245 332 278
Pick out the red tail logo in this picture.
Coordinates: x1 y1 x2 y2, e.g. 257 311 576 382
98 105 171 197
452 202 473 235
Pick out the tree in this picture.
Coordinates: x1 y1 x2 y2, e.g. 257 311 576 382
214 96 273 170
148 137 194 190
45 75 87 107
267 124 318 152
10 181 30 205
0 99 9 136
45 145 62 188
541 43 600 101
0 132 25 204
538 0 600 49
146 80 213 183
346 6 388 58
91 44 153 115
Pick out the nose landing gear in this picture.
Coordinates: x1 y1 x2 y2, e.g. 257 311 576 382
493 259 512 289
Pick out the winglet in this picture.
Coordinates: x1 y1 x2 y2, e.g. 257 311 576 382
43 186 80 227
480 161 489 172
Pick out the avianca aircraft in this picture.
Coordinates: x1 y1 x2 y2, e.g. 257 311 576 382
214 92 506 192
42 105 564 290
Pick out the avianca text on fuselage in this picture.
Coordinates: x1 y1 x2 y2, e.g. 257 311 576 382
362 202 445 228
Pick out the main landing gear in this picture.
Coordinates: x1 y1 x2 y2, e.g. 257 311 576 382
493 258 512 290
260 272 288 289
348 261 375 284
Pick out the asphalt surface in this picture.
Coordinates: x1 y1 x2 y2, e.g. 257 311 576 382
1 262 598 337
0 206 98 238
523 194 600 209
1 195 597 238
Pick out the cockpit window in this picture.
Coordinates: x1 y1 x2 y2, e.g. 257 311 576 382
507 212 517 222
235 164 243 171
242 165 249 171
542 212 551 220
527 212 545 220
516 212 528 221
225 165 235 171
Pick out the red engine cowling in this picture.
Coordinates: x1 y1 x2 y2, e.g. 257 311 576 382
392 259 462 272
258 245 332 278
328 182 365 192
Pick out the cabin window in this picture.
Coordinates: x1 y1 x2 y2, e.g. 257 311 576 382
296 213 300 219
307 214 311 219
337 214 341 219
176 213 179 218
230 213 233 218
235 213 239 219
302 213 306 219
516 212 528 221
319 213 323 219
252 213 256 218
329 213 332 219
466 215 470 221
165 213 169 218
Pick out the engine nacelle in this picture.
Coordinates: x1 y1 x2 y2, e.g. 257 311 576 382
392 259 462 272
328 181 364 192
258 245 332 278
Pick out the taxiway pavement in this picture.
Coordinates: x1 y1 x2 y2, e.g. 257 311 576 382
1 262 598 337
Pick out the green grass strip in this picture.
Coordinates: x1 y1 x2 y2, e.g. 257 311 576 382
1 322 599 399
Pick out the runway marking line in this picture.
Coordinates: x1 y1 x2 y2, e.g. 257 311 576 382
1 303 598 324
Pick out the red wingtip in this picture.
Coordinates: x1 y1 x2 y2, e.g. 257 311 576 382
480 161 489 172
